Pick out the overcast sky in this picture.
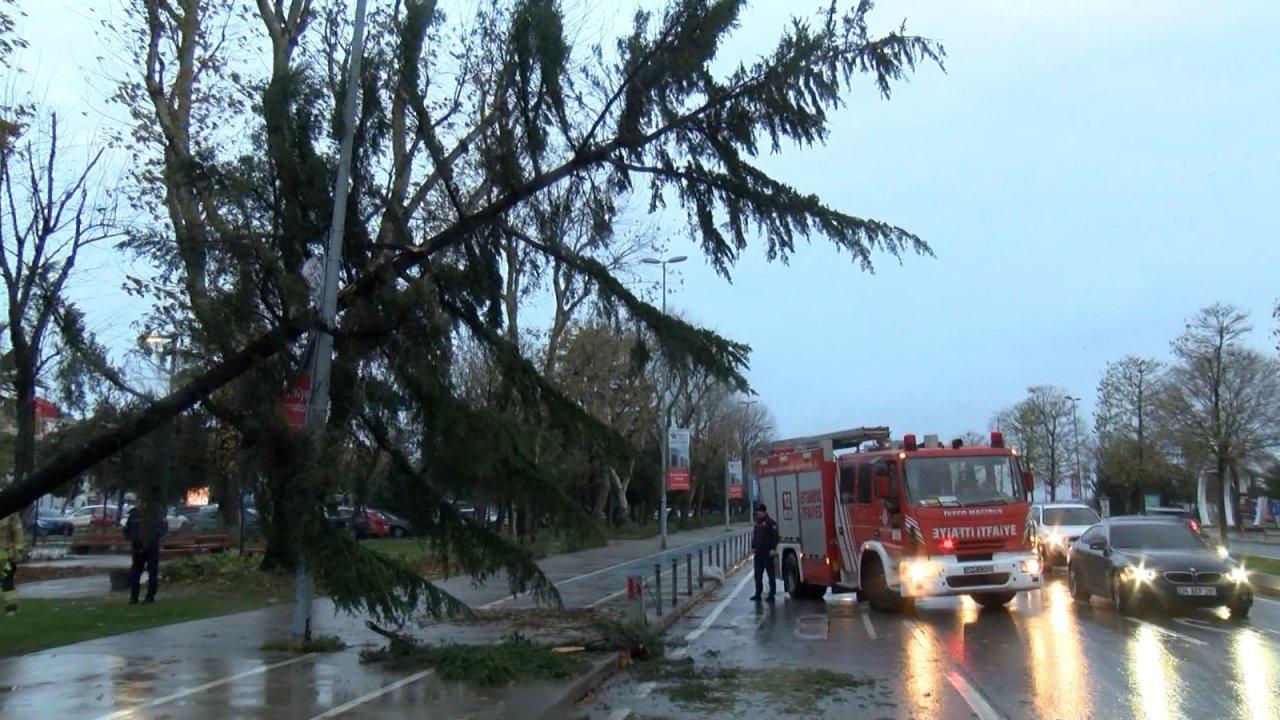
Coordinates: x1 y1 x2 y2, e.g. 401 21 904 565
13 0 1280 437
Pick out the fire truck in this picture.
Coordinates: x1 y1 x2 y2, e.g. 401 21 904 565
753 427 1042 611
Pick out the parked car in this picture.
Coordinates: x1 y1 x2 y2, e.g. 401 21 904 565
1029 502 1101 568
372 509 411 538
1067 516 1252 618
26 507 74 536
1145 506 1200 534
68 504 126 530
181 504 259 534
330 507 390 539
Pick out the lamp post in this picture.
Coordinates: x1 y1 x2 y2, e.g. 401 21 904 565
1066 395 1083 499
642 255 686 550
726 400 756 530
141 333 177 509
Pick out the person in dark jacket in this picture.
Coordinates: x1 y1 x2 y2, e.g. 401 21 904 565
123 501 166 604
750 502 779 602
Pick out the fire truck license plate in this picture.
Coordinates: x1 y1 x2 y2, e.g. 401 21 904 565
964 564 994 575
1176 586 1217 597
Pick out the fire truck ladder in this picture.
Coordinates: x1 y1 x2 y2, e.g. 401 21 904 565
768 426 890 458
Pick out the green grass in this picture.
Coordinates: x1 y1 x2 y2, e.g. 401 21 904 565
0 584 288 657
645 662 876 714
261 634 346 654
1240 555 1280 577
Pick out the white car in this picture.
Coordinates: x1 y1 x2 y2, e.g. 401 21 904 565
1029 502 1101 568
67 504 188 532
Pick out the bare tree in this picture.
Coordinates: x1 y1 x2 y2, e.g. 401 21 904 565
1095 356 1163 510
995 386 1077 501
0 113 114 489
1158 304 1280 543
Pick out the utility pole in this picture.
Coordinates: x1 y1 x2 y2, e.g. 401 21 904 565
642 255 686 550
141 334 178 509
291 0 369 643
726 400 756 529
1067 396 1083 500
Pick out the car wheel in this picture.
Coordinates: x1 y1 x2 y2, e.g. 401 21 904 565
863 557 905 613
972 591 1017 609
389 527 405 539
1111 573 1134 616
1068 565 1091 602
1228 598 1252 620
783 554 825 601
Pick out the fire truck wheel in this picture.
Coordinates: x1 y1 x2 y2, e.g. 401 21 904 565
971 591 1017 609
863 557 905 613
783 554 826 600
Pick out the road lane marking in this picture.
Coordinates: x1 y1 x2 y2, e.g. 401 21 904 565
307 669 434 719
635 681 657 698
1124 617 1208 646
607 709 635 720
93 653 319 720
729 613 765 630
861 612 877 640
482 533 732 608
946 671 1006 720
685 571 753 644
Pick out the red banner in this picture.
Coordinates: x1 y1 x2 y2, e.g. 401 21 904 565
729 484 744 500
666 468 691 492
282 375 311 429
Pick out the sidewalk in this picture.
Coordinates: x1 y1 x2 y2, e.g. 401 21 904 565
0 522 749 719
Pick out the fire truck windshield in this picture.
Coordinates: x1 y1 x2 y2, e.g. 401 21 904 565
905 455 1024 507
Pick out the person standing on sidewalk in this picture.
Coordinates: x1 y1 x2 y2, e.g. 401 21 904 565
749 502 779 602
0 509 26 616
124 500 166 604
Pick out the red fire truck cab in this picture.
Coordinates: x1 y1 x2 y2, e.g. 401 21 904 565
754 427 1042 611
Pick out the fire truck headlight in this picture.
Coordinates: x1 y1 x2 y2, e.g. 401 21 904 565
1020 557 1041 575
902 559 939 584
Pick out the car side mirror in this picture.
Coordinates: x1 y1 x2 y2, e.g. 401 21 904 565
1022 471 1035 494
1089 540 1108 554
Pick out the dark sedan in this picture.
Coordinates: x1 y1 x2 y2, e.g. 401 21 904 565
1067 517 1252 618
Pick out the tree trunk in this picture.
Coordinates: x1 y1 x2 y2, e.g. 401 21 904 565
608 465 631 525
1217 456 1230 545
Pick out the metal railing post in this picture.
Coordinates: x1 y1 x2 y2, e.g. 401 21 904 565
686 554 693 596
698 548 704 584
655 563 663 616
672 558 678 606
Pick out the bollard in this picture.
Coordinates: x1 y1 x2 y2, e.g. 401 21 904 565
672 558 678 606
687 554 693 596
655 563 663 616
698 548 704 584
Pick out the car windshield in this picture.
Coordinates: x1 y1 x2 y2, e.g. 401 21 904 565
1043 507 1099 526
1110 523 1205 550
905 455 1024 506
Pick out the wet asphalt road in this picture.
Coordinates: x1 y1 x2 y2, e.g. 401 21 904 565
584 568 1280 720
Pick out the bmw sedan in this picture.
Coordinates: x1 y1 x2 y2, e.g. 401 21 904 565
1066 517 1252 618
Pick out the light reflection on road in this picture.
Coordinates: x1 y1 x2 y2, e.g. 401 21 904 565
904 622 943 719
1233 629 1276 720
1025 582 1092 719
1128 623 1181 720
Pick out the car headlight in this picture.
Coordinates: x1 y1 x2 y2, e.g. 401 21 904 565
1227 567 1250 584
1122 565 1156 583
1216 546 1229 559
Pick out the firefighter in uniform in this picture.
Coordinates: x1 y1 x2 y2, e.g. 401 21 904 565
750 501 779 602
1 509 26 616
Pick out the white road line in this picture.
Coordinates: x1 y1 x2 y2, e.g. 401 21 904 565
483 534 731 608
306 669 434 719
93 653 319 720
684 572 754 644
861 612 877 640
607 709 635 720
1125 617 1209 647
1255 595 1280 607
635 681 657 698
946 671 1006 720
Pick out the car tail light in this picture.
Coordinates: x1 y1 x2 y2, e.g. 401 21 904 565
1188 519 1200 534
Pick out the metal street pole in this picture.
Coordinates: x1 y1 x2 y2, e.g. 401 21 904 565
644 255 686 550
142 334 178 510
291 0 369 642
1067 396 1083 499
726 400 756 530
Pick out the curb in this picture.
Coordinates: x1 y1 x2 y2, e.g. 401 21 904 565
1252 572 1280 599
533 651 623 720
537 539 754 716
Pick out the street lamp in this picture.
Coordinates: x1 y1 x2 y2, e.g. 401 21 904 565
140 333 178 509
642 255 686 550
726 400 756 530
1066 396 1083 500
